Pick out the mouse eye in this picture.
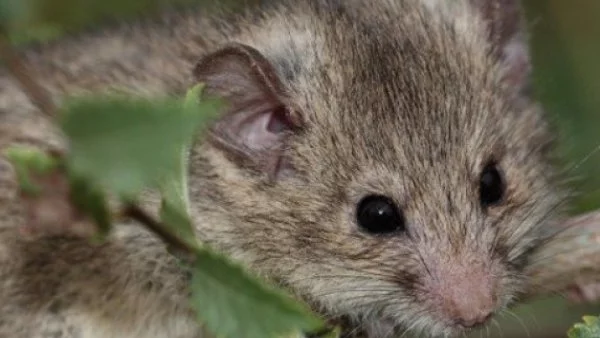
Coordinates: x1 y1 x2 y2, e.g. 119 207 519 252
479 162 505 207
356 195 404 234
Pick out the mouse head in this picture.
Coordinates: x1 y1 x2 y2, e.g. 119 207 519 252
189 0 564 336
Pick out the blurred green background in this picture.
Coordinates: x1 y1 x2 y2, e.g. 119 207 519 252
524 1 600 215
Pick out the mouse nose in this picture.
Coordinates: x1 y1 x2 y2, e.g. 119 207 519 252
441 277 496 329
429 261 497 329
454 311 493 328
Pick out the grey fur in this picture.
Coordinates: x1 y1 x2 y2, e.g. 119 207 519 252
0 1 565 337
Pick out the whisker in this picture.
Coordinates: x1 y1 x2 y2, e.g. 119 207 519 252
503 309 531 338
279 255 399 282
312 289 397 299
285 273 383 284
567 142 600 174
491 318 503 338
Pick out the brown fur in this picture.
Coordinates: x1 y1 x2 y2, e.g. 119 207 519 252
0 0 565 337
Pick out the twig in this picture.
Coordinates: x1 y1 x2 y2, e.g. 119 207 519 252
0 32 57 118
123 204 197 260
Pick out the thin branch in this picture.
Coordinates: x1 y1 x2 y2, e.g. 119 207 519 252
123 204 197 261
0 32 57 118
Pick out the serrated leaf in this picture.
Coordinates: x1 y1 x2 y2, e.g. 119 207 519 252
159 83 217 253
190 248 324 338
59 94 219 200
160 83 210 214
3 145 60 194
568 315 600 338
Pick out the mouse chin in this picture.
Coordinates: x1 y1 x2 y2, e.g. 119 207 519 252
341 311 492 338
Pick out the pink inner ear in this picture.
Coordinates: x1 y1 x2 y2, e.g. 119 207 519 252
237 106 293 151
266 107 294 133
194 43 301 178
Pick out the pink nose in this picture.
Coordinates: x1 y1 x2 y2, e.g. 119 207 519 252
433 264 496 328
441 278 495 328
454 310 493 328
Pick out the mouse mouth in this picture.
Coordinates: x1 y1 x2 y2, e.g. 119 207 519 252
306 301 498 338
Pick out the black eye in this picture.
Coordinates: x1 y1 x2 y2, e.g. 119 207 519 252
356 195 404 234
479 163 505 207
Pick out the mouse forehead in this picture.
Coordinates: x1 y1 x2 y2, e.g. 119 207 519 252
275 3 556 225
289 11 514 171
253 0 552 194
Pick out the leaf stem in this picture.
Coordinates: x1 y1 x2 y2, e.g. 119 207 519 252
0 32 57 118
123 203 197 260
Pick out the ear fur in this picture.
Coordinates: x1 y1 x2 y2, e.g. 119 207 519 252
470 0 532 93
193 43 301 179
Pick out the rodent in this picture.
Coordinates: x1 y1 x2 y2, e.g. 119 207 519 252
0 0 566 337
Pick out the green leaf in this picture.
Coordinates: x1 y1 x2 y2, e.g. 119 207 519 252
568 315 600 338
190 248 324 338
3 145 60 195
59 94 219 200
160 83 209 214
159 83 217 251
68 173 112 242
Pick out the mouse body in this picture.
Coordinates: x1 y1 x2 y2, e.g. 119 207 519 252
0 0 565 337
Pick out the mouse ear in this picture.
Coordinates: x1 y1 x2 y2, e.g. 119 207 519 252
193 43 301 179
470 0 532 94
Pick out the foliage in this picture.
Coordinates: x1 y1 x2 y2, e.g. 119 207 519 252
4 146 60 195
0 1 333 337
3 91 327 337
59 95 217 199
190 248 322 338
568 315 600 338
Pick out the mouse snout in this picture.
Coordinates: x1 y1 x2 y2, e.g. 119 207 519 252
446 290 494 328
425 260 497 329
455 312 492 328
445 269 495 328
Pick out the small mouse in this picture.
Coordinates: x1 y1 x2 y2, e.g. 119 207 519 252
0 0 566 337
